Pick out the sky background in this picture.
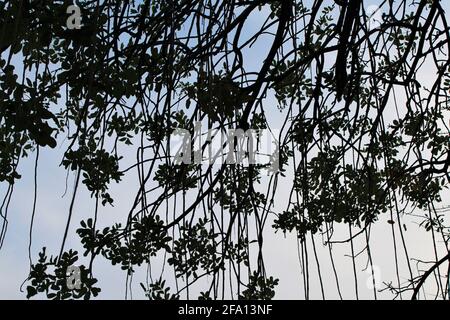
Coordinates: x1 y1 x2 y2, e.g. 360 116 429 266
0 0 449 300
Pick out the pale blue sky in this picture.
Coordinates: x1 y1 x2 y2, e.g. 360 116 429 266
1 0 449 300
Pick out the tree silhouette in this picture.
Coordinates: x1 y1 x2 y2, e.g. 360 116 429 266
0 0 449 300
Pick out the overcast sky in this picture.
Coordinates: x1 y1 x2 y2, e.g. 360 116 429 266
0 0 449 300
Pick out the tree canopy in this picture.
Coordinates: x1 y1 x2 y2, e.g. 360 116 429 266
0 0 449 300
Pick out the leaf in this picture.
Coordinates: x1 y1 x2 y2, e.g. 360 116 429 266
26 286 37 299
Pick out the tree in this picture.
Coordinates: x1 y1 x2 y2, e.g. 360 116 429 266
0 0 449 300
